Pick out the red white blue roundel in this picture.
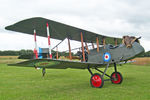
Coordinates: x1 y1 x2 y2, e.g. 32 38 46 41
103 52 111 62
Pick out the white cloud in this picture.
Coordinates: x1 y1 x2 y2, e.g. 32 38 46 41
0 0 150 52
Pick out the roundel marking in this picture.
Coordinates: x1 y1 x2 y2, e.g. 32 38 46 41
103 52 111 62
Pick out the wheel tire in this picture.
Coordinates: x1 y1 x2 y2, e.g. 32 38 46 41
111 72 123 84
90 73 104 88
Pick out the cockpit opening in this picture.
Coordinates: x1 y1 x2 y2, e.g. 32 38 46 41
122 36 141 48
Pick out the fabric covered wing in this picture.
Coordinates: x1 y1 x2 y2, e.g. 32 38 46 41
8 59 106 69
5 17 122 45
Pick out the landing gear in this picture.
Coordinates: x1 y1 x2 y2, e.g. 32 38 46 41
90 73 104 88
42 68 46 77
88 63 123 88
111 72 123 84
111 63 123 84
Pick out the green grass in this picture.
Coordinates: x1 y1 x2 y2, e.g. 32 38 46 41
0 63 150 100
0 56 26 64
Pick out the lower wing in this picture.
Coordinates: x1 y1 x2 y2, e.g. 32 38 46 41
8 59 106 69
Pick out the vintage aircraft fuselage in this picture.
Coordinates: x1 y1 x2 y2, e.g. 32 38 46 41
88 41 144 64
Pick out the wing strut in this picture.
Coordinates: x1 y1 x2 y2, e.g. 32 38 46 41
33 29 38 59
114 38 117 46
102 37 106 49
52 39 65 50
96 37 99 52
46 23 52 59
56 46 58 59
91 42 95 49
67 38 72 60
85 42 90 54
81 32 85 61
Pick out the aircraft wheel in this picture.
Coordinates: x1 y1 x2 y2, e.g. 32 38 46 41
111 72 123 84
90 73 104 88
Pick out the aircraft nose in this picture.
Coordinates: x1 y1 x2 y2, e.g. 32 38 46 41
133 42 145 55
138 46 145 54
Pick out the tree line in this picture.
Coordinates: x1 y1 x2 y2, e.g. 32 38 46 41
0 49 75 59
0 50 33 56
138 51 150 57
0 49 149 58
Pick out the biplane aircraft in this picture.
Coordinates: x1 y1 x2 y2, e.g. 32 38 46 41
5 17 144 88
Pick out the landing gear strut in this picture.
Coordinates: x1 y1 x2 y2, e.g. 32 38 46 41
88 63 123 88
111 63 123 84
42 68 46 77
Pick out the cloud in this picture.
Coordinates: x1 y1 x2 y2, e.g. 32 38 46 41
0 0 150 51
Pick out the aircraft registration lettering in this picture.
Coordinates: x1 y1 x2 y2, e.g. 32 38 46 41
35 61 60 67
40 62 49 65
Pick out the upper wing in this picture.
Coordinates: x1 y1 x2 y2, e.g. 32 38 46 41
5 17 122 45
8 59 107 69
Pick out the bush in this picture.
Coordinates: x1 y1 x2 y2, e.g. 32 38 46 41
18 53 34 59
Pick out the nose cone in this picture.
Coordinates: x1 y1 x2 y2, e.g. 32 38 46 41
132 42 145 56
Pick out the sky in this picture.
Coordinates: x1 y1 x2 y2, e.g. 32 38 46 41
0 0 150 51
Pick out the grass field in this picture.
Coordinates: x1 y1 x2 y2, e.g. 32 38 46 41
0 57 150 100
0 56 25 64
